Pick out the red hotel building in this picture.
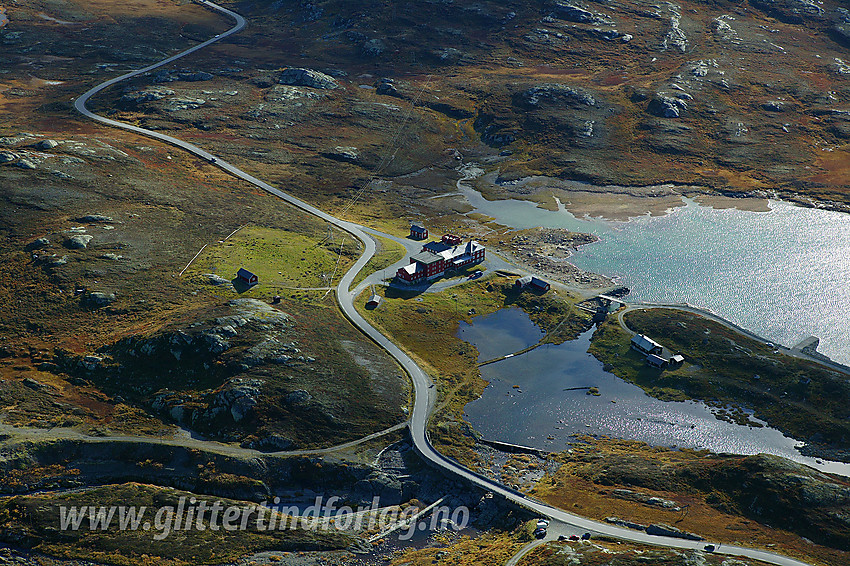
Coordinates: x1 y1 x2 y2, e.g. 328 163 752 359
396 235 485 284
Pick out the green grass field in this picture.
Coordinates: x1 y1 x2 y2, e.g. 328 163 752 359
189 225 360 290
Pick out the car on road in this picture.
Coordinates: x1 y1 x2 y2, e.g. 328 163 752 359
704 544 715 552
536 518 549 528
468 270 483 279
208 156 217 163
533 526 547 539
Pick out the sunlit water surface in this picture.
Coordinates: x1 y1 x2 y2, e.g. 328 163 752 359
461 308 850 476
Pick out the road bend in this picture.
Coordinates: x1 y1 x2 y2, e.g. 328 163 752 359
72 4 815 565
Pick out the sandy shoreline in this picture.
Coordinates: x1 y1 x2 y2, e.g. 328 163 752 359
474 171 773 222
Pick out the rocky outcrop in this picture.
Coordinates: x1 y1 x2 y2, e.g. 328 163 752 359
519 84 596 107
211 378 264 422
118 88 174 108
550 1 611 26
278 67 339 90
648 94 688 118
750 0 825 24
154 70 214 83
165 97 206 112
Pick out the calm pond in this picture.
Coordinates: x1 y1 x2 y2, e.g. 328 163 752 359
460 308 850 476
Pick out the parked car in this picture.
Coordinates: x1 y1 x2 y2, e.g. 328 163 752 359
568 534 579 541
533 526 547 539
581 532 591 540
704 544 716 552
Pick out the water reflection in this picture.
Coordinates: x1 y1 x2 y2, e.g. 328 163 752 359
459 181 850 364
460 308 850 476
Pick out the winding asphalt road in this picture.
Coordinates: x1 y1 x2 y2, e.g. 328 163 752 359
72 3 816 565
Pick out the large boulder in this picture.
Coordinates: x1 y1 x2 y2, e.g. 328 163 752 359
65 234 93 249
35 139 59 150
278 67 339 90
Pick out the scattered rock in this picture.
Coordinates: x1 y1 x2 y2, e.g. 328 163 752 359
278 67 339 90
35 139 59 150
98 253 124 261
550 1 611 26
201 332 230 355
212 377 263 422
204 273 232 286
175 71 214 82
832 58 850 76
43 254 68 267
84 291 116 307
648 94 687 118
611 488 682 511
15 159 36 170
65 234 93 249
605 516 648 530
520 84 596 107
323 146 359 162
165 97 206 111
244 433 293 452
375 77 399 96
285 389 312 406
119 88 174 108
0 151 16 164
80 355 103 371
25 237 50 250
22 377 50 391
762 101 785 112
77 214 113 223
750 0 825 24
361 38 386 57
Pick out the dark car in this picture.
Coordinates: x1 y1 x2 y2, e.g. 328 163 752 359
704 544 716 552
581 532 591 540
533 527 547 539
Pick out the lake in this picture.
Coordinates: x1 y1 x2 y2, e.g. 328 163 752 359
458 171 850 365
